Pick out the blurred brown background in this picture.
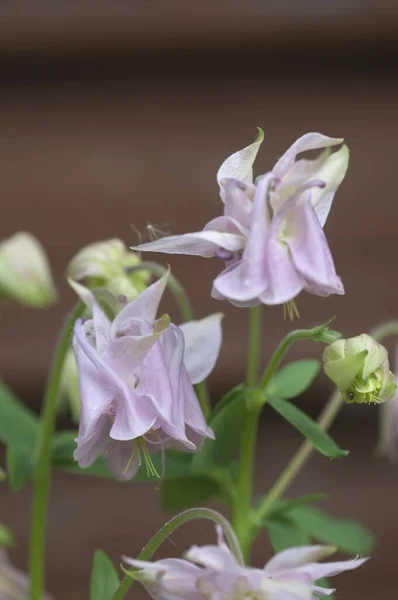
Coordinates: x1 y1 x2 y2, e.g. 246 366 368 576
1 3 398 599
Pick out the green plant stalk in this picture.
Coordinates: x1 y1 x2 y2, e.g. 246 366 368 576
126 261 210 419
232 306 262 560
254 318 398 524
29 302 85 600
112 508 243 600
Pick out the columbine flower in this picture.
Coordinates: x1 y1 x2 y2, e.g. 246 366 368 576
124 527 368 600
377 344 398 459
67 238 149 301
0 232 57 308
0 550 52 599
323 334 396 404
132 130 348 309
72 272 222 480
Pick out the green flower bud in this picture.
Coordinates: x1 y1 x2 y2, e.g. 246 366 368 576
67 238 149 301
0 232 57 308
323 333 396 404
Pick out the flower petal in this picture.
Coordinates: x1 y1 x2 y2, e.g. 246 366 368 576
133 230 245 258
217 128 264 190
179 314 223 384
345 334 387 380
222 178 254 230
273 133 343 180
213 174 274 302
285 194 344 297
293 556 369 581
260 238 304 305
185 543 238 571
264 546 336 576
111 272 168 334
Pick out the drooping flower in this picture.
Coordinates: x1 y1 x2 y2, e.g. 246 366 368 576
323 333 396 405
132 130 348 308
0 232 57 308
67 238 149 301
377 344 398 459
124 526 368 600
0 550 52 600
72 272 222 480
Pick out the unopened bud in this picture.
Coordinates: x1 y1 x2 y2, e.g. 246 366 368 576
323 333 396 404
0 232 57 308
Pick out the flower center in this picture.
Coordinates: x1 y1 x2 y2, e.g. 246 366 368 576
124 437 160 478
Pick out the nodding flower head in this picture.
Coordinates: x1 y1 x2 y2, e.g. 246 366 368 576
323 334 396 405
70 272 223 480
132 130 349 310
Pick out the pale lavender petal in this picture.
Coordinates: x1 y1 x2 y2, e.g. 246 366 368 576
264 546 335 576
110 392 157 441
111 272 168 332
217 128 264 189
105 440 140 481
74 414 111 468
185 543 238 571
260 238 304 305
124 558 202 600
273 133 343 180
213 174 273 302
223 178 253 230
293 556 369 581
261 576 313 600
313 585 336 596
180 368 214 442
204 215 249 237
179 314 223 384
132 231 245 258
285 194 344 296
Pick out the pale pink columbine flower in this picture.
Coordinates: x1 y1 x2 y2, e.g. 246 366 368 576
72 273 222 480
124 527 368 600
0 550 52 599
133 131 348 308
377 345 398 460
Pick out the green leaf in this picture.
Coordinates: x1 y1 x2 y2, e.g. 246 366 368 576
289 506 375 555
192 389 247 472
0 380 39 450
90 550 120 600
6 446 34 492
268 360 320 399
210 384 244 420
265 494 327 520
267 396 348 458
161 476 221 510
0 524 14 548
267 517 309 553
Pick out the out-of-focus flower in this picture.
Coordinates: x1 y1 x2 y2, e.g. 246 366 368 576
323 334 396 404
0 550 52 599
72 273 222 480
124 527 368 600
377 345 398 460
0 232 57 308
132 131 348 308
67 238 149 301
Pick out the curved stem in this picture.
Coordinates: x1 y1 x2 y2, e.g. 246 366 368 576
370 320 398 342
29 301 85 600
126 262 210 419
112 508 243 600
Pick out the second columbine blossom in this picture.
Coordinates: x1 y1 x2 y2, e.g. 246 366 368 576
124 527 367 600
133 131 348 308
72 273 222 480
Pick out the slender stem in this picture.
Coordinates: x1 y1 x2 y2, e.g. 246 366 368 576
126 261 210 419
255 389 342 522
370 321 398 342
112 508 243 600
232 306 262 561
29 302 85 600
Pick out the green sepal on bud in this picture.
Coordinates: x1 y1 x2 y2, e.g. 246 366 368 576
67 238 149 302
323 334 396 404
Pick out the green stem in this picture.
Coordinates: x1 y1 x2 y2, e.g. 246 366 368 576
29 302 85 600
253 319 398 523
232 306 262 561
112 508 243 600
254 389 342 522
126 261 210 419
